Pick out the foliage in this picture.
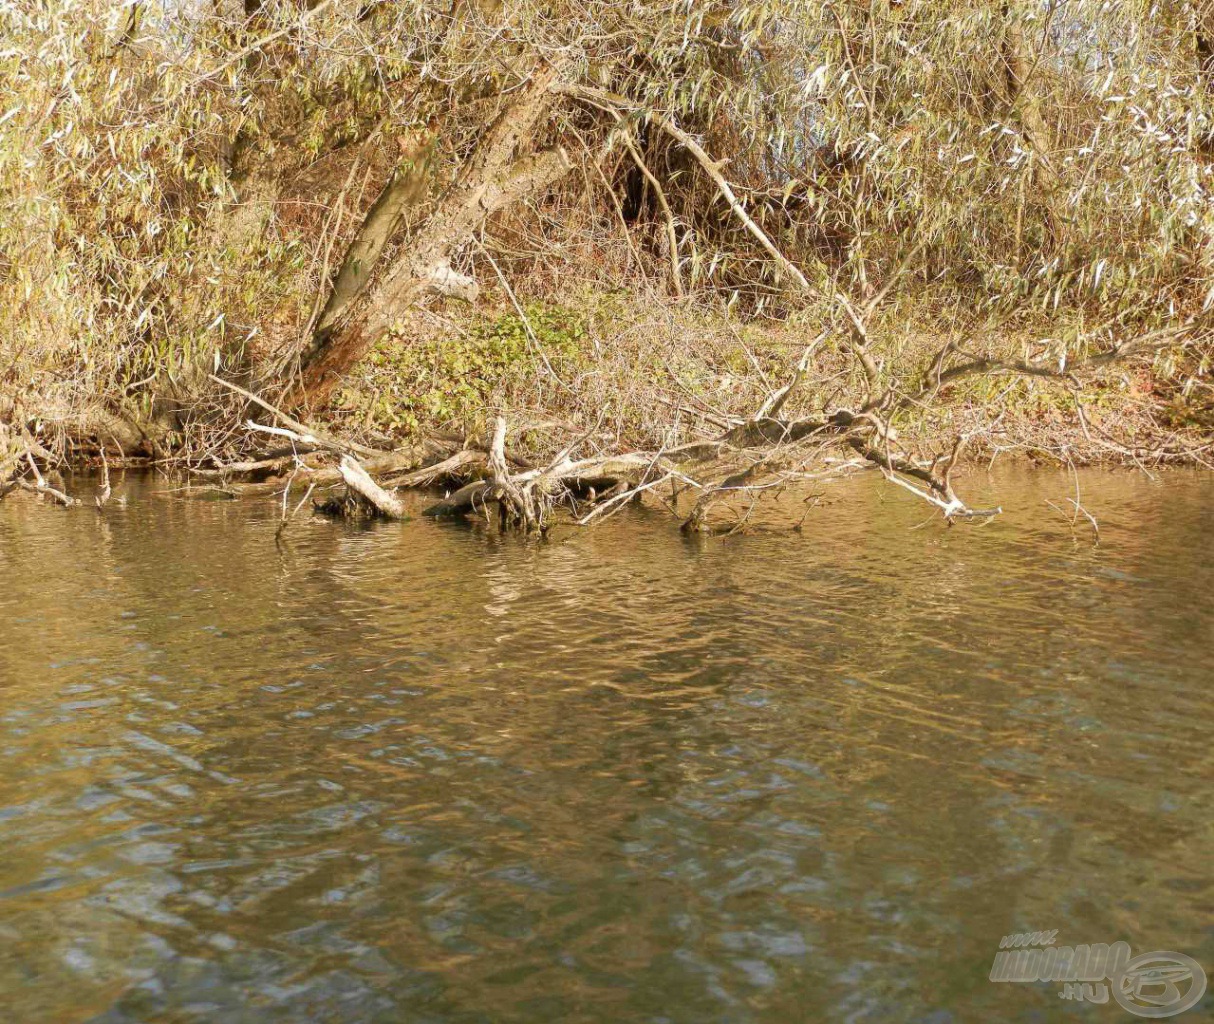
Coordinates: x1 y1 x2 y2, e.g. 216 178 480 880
0 0 1211 454
337 306 585 436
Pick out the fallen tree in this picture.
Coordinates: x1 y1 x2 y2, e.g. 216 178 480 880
197 371 1003 534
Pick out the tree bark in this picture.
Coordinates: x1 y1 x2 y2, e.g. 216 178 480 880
1197 2 1214 153
293 68 573 408
1000 4 1055 183
313 138 435 337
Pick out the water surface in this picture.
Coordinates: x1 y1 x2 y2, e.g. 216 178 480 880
1 469 1211 1022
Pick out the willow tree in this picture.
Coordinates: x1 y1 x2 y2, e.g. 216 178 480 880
1 0 1209 478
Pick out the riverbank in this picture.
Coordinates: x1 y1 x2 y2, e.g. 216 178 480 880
309 293 1211 468
5 0 1213 529
11 294 1211 470
3 291 1209 532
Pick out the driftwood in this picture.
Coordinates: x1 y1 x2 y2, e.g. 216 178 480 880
410 401 1001 532
0 446 80 507
485 417 535 529
422 423 656 525
336 454 406 519
9 478 79 506
186 436 458 495
190 451 306 481
380 448 484 488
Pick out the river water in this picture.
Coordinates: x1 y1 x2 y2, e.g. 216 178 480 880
0 469 1210 1023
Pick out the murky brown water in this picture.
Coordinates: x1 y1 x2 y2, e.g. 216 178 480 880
0 468 1211 1023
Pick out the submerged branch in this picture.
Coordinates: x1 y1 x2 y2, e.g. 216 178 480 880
337 454 407 519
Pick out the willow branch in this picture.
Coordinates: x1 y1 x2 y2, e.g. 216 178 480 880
554 82 813 292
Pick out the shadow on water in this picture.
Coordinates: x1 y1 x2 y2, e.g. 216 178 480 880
0 467 1211 1022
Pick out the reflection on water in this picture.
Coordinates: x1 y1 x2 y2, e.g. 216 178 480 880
0 468 1210 1023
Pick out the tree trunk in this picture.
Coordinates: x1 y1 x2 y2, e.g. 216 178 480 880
313 138 435 338
1000 4 1055 183
292 68 573 408
1197 2 1214 153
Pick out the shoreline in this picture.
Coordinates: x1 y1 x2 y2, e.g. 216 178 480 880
8 430 1208 538
5 301 1210 529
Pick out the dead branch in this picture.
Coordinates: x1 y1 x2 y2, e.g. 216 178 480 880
15 479 79 507
903 320 1196 409
381 449 484 488
209 374 380 457
95 451 112 508
191 449 316 481
423 478 494 517
186 444 445 497
755 331 828 420
337 454 407 519
554 83 813 293
422 446 659 521
486 416 536 529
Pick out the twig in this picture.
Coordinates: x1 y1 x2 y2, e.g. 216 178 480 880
475 241 574 395
277 481 316 541
576 471 676 525
554 83 814 292
209 373 380 457
1046 498 1099 540
95 450 112 508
